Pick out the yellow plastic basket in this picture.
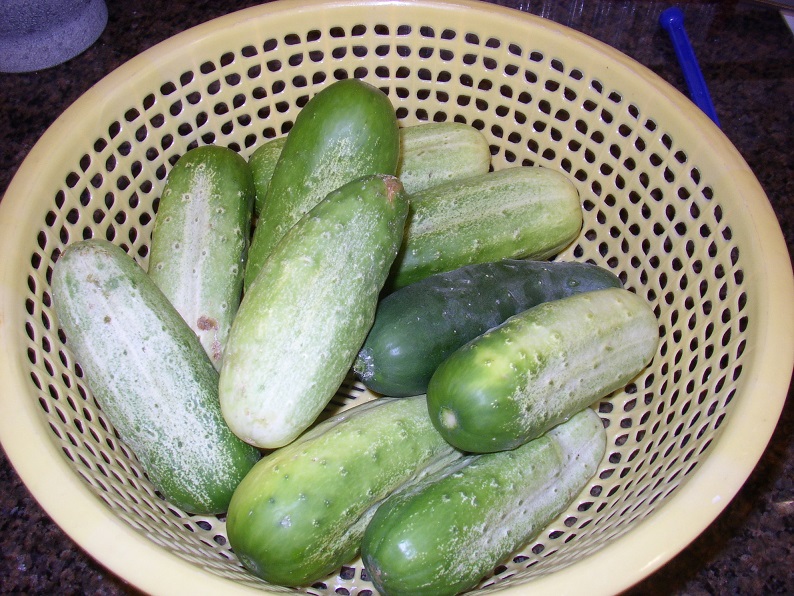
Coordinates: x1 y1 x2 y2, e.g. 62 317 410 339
0 1 791 594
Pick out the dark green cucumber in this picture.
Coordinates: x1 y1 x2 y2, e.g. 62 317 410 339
226 395 463 587
427 287 659 453
387 166 583 290
148 144 254 370
361 407 605 596
248 136 285 217
248 122 491 217
244 78 400 288
220 174 409 449
51 240 260 515
354 259 621 397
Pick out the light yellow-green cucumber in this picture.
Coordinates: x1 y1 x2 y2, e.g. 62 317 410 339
51 240 260 515
220 174 409 449
226 395 464 587
427 287 659 453
387 166 583 290
244 78 400 289
248 123 491 218
360 407 606 596
147 145 254 370
397 121 491 194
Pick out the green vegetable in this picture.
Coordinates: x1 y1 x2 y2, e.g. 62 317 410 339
248 136 285 218
248 122 490 217
355 259 622 397
361 408 606 596
244 78 400 288
220 174 409 449
148 145 254 369
427 287 659 453
52 240 260 514
388 166 583 290
397 121 491 194
226 395 463 587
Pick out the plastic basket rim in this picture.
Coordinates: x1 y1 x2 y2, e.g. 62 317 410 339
0 0 792 594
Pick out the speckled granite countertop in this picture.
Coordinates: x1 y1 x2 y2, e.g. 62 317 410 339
1 1 791 594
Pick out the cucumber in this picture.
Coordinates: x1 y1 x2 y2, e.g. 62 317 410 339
51 240 260 515
354 259 622 397
244 78 400 289
361 407 606 596
396 122 491 194
226 395 464 587
148 144 254 370
248 136 285 217
220 174 409 449
248 123 491 217
387 166 583 290
427 287 659 453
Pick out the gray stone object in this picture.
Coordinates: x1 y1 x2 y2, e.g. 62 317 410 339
0 0 108 72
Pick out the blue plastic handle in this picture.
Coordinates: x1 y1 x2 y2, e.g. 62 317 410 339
659 7 721 127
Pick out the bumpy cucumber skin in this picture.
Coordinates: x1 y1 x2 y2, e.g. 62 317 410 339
147 144 254 370
397 122 491 194
226 395 463 587
388 166 583 290
427 287 659 453
249 136 285 217
52 240 260 515
220 174 409 449
361 408 606 596
248 123 490 217
244 78 400 289
354 259 621 397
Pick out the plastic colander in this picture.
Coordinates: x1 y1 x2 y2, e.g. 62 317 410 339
0 1 792 594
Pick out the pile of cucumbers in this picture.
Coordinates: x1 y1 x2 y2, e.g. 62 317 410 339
52 79 659 595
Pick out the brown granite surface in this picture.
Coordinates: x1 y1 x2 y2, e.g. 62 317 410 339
1 0 791 594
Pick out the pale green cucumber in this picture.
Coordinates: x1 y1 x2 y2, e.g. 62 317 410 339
248 123 491 217
361 407 606 596
249 136 285 217
397 121 491 194
148 144 254 370
244 78 400 289
387 166 583 290
51 240 260 515
219 174 409 449
427 287 659 453
226 395 464 587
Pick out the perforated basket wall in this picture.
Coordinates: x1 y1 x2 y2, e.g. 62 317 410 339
1 1 791 595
